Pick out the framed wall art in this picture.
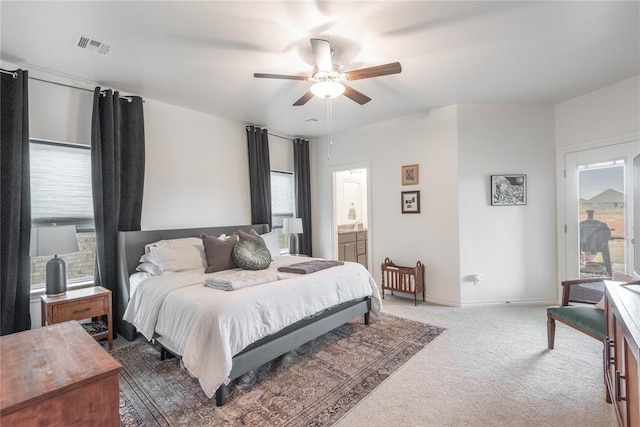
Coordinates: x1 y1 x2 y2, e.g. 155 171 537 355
401 164 419 185
401 191 421 213
491 174 527 206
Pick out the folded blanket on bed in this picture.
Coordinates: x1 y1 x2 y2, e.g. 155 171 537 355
205 270 282 291
277 259 344 274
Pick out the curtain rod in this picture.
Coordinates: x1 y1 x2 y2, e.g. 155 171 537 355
246 124 295 141
0 68 142 102
269 132 293 141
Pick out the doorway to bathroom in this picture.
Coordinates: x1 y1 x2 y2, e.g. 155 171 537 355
333 166 370 270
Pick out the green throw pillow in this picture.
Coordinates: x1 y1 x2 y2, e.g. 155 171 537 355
232 238 272 270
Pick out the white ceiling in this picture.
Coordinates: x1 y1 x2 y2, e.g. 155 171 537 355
1 1 638 138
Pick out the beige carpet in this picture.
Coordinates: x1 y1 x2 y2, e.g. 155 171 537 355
113 312 444 426
335 297 617 427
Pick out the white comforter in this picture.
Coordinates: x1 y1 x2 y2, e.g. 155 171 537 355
123 256 381 399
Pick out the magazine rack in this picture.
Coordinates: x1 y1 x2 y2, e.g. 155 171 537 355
380 257 425 305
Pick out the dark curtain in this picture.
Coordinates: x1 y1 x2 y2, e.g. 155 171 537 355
0 69 31 335
294 138 312 256
92 88 145 338
246 125 272 227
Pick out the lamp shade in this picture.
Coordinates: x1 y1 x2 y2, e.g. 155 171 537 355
283 218 304 234
310 81 345 99
30 225 79 257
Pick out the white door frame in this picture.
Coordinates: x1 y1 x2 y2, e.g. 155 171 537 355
556 133 640 282
330 162 372 269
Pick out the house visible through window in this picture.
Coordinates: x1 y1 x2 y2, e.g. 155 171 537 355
30 139 96 288
270 170 295 252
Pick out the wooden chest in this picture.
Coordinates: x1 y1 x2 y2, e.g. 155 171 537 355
0 321 122 426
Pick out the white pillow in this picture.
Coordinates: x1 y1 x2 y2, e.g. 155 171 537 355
138 253 159 265
136 262 162 276
144 237 204 254
261 230 281 259
149 244 206 272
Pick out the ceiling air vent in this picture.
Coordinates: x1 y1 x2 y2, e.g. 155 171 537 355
73 33 111 55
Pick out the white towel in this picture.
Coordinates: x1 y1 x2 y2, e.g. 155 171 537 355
205 270 282 291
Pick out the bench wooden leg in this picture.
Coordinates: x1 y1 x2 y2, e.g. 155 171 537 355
547 316 556 349
364 311 370 326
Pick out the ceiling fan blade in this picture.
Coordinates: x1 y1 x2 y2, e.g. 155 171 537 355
343 85 372 105
310 38 333 72
254 73 309 81
346 62 402 81
293 91 315 106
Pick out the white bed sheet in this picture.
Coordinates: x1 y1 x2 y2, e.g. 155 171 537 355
125 256 381 399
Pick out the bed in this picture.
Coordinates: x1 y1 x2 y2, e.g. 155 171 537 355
116 224 381 405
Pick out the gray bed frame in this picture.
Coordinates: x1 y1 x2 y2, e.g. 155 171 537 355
116 224 371 406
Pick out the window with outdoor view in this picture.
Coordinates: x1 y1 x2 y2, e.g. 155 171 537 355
270 170 295 253
30 139 96 288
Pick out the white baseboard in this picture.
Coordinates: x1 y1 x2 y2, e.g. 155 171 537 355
459 298 558 307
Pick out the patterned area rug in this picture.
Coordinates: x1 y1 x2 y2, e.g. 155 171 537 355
113 313 445 426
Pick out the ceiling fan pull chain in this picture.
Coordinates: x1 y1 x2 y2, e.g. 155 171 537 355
327 98 333 160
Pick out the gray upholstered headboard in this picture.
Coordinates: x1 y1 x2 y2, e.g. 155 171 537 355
116 224 270 341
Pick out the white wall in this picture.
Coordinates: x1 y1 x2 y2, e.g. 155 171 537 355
141 100 251 229
555 76 640 148
312 106 462 305
29 78 93 145
269 134 294 173
457 105 557 305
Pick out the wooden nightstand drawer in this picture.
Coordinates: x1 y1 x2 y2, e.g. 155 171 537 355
53 298 108 323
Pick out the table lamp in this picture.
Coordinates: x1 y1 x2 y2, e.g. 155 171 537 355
283 218 304 256
30 225 80 296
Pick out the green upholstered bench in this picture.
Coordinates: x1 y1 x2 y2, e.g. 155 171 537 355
546 277 607 349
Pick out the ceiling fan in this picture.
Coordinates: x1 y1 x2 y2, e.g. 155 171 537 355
254 38 402 106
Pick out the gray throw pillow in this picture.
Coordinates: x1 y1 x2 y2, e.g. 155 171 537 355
237 229 265 245
202 234 239 273
232 238 272 270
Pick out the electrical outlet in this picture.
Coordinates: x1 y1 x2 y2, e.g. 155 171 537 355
472 273 484 286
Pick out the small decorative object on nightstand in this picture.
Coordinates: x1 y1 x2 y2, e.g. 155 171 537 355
41 286 113 350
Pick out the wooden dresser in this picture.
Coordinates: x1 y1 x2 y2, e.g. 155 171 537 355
0 321 122 426
605 281 640 427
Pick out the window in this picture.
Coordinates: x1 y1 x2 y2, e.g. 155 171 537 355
30 139 96 287
270 170 295 252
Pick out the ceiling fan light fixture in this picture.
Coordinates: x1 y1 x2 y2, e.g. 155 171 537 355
310 81 345 99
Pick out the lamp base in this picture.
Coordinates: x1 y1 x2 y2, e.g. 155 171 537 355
45 255 67 296
289 233 300 256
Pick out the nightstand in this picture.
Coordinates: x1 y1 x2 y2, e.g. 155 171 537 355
41 286 113 350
